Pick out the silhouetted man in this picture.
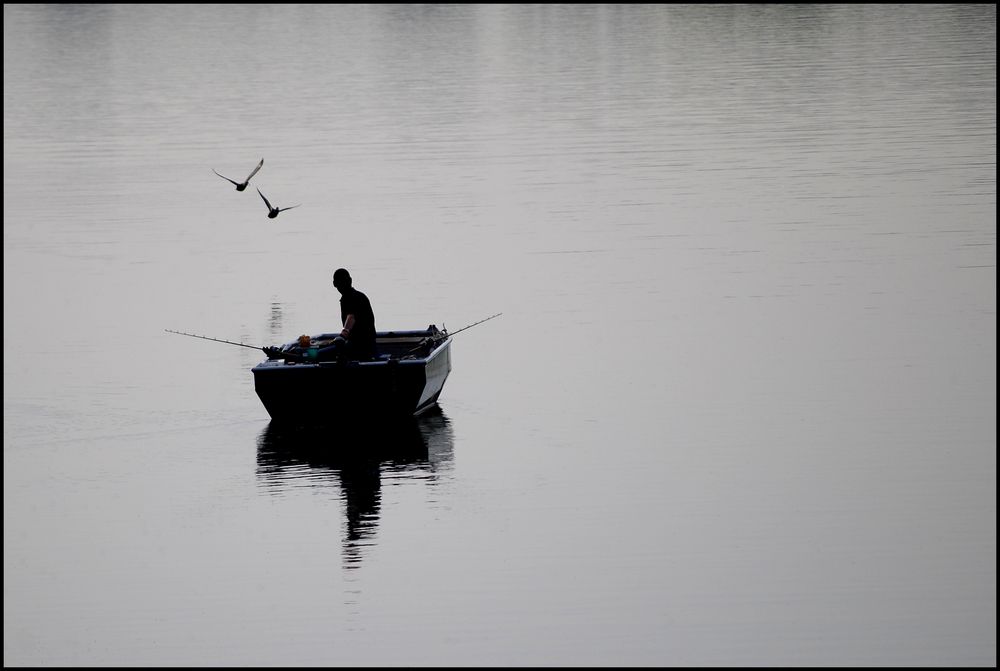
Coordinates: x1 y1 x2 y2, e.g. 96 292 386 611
331 268 376 360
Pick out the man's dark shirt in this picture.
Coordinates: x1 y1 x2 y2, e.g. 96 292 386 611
340 287 376 358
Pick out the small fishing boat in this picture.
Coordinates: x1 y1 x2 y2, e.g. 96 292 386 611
166 313 500 424
252 325 453 422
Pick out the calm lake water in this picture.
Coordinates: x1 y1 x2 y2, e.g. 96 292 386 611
4 4 995 666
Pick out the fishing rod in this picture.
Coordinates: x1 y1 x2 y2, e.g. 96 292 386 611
168 312 502 359
164 329 262 350
444 312 502 337
400 312 502 357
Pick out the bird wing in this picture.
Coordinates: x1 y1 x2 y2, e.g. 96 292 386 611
244 158 264 182
213 169 239 186
278 204 301 212
257 188 273 210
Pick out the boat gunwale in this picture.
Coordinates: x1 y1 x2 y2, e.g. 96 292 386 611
251 335 451 372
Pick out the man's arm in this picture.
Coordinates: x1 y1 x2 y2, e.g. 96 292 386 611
341 314 356 339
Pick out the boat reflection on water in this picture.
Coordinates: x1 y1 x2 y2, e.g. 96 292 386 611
255 407 454 568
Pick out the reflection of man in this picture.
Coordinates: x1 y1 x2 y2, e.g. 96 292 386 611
340 458 382 569
332 267 376 360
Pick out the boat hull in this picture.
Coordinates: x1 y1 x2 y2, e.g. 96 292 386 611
252 336 451 423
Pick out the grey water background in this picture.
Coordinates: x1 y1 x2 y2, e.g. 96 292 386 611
3 3 995 666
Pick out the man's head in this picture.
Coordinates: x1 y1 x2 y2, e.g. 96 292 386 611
332 268 352 293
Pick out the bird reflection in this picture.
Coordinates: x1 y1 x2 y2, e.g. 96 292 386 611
256 407 454 569
268 300 284 341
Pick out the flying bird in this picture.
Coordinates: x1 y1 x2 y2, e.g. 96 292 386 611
257 188 300 219
213 158 263 191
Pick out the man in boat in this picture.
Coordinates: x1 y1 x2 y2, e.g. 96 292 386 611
261 268 376 363
330 267 376 361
